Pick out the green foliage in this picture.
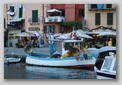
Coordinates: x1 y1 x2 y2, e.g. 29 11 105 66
57 21 82 29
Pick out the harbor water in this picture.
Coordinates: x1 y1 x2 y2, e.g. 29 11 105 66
4 62 96 79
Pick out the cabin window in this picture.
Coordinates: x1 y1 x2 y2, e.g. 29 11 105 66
102 58 113 70
64 42 74 50
112 60 116 71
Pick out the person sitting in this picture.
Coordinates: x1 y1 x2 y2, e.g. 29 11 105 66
52 51 61 58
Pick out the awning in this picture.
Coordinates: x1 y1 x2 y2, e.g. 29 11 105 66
13 32 36 37
8 18 23 23
47 9 61 13
7 11 15 16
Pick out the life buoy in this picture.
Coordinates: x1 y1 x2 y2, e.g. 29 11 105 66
49 43 57 53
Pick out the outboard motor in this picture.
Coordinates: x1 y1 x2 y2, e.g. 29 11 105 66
24 41 33 55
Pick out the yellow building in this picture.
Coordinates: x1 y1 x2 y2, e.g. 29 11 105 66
85 4 116 30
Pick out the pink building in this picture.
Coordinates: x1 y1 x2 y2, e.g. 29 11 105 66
25 4 50 34
44 4 84 33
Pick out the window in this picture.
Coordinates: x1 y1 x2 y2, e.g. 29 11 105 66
65 42 74 50
32 10 38 22
106 4 112 8
10 6 14 12
79 9 84 17
107 13 113 25
19 7 23 18
91 4 97 8
60 9 65 17
4 18 6 28
95 13 101 25
91 4 103 9
44 26 55 33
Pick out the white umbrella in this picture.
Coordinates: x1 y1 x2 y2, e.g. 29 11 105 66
87 29 105 34
57 33 70 39
13 32 36 37
76 29 86 34
97 31 116 37
77 34 93 39
47 9 61 13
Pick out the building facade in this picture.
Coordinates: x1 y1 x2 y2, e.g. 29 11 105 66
85 4 116 29
25 4 49 33
5 4 25 47
44 4 85 33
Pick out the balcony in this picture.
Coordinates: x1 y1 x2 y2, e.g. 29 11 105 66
45 16 65 23
7 24 25 31
89 4 116 11
28 17 40 25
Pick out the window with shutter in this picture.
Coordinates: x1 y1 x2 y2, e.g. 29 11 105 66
106 4 112 8
79 9 84 17
19 7 23 18
32 10 38 22
107 13 113 25
4 18 6 28
95 13 101 25
10 6 14 12
52 26 55 33
43 26 47 33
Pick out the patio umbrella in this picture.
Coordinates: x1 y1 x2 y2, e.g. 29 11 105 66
77 34 93 39
75 29 86 34
13 32 36 37
57 33 70 39
97 31 116 37
86 29 105 34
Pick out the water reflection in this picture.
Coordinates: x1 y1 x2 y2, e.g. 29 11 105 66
4 63 96 79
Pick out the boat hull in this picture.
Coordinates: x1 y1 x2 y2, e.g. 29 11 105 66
26 53 97 70
97 71 116 79
4 57 21 64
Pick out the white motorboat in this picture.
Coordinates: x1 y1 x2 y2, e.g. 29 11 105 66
94 52 116 79
25 39 99 70
4 57 21 64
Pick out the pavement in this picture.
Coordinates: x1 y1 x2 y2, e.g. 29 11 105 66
4 47 50 56
4 46 61 56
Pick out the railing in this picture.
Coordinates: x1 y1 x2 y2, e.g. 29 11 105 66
28 17 41 25
7 25 25 30
45 16 65 22
89 4 116 10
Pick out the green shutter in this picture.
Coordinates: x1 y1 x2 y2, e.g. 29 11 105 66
52 26 55 33
44 26 47 33
4 18 6 28
107 13 113 25
32 10 38 22
19 7 23 18
95 13 100 25
106 4 112 8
